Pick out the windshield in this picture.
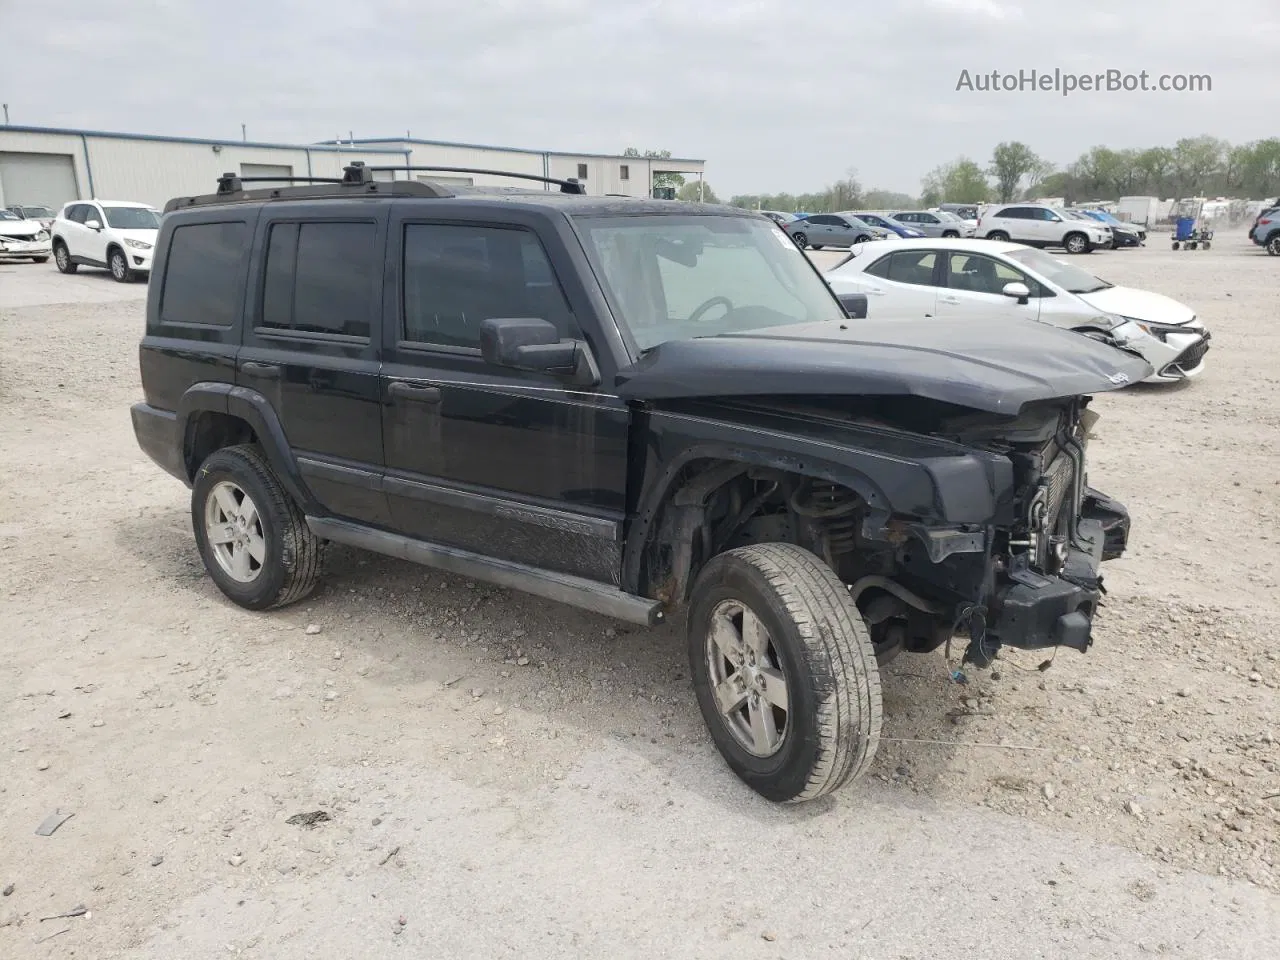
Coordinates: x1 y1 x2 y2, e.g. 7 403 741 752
574 214 843 352
102 206 161 230
22 206 53 218
0 210 19 221
1004 246 1113 294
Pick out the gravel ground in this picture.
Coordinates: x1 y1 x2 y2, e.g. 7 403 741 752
2 242 1278 959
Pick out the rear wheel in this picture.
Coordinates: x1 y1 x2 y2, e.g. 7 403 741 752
1266 235 1280 256
109 247 134 283
791 232 808 249
687 543 882 803
191 444 325 610
53 241 76 273
986 230 1009 242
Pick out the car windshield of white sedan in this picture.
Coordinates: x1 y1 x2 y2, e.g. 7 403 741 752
23 206 53 218
575 215 841 351
0 210 20 221
102 206 161 230
1004 246 1114 294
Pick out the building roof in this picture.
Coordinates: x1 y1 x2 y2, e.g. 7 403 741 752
0 124 406 154
315 136 704 164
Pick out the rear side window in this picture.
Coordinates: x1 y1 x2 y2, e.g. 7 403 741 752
863 254 893 279
401 223 577 350
885 250 938 286
160 221 249 327
259 221 377 338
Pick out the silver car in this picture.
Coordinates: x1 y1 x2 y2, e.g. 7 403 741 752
890 210 975 238
782 213 889 249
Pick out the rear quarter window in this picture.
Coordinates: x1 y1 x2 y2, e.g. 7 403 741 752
159 221 250 327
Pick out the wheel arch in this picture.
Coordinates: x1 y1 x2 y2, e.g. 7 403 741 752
176 383 321 513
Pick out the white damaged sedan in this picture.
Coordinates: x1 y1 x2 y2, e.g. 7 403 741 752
824 238 1210 383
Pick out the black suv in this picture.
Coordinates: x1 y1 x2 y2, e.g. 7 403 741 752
132 163 1148 803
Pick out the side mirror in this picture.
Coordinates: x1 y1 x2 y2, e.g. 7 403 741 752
480 317 580 374
837 292 868 319
85 219 102 231
1002 281 1031 304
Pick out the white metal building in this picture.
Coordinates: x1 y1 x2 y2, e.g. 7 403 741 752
0 125 706 212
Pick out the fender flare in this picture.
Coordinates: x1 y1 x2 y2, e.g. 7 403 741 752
176 382 321 513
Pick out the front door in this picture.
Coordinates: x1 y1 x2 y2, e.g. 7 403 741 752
83 203 111 264
933 252 1043 322
380 210 629 586
237 208 391 526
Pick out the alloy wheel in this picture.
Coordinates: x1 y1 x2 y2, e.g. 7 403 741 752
704 599 790 758
203 480 266 583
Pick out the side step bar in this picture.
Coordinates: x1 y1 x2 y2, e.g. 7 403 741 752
306 517 666 627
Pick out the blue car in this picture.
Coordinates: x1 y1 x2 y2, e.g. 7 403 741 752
1077 209 1145 247
847 211 926 238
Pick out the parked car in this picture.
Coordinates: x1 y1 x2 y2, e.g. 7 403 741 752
824 237 1210 382
783 213 890 249
891 209 975 238
1074 209 1145 247
847 211 925 238
1249 206 1280 254
938 202 981 221
51 199 161 282
0 208 52 262
1061 209 1116 247
759 210 798 226
131 162 1141 803
6 203 56 230
977 203 1112 254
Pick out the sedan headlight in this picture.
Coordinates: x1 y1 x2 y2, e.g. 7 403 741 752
1126 316 1190 341
36 230 50 241
124 238 153 250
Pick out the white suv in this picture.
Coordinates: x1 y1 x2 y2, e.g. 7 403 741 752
52 200 161 282
977 203 1110 254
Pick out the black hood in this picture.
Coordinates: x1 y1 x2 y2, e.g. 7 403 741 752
615 318 1153 416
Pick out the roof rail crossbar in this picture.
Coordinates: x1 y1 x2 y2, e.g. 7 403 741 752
216 172 344 194
360 165 588 194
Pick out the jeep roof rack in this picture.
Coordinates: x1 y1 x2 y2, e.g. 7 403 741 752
164 162 589 213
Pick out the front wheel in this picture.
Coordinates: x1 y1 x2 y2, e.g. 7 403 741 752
109 247 134 283
985 230 1009 242
192 444 326 610
687 543 882 803
1063 232 1089 254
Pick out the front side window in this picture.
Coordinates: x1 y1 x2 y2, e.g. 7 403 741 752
259 221 378 338
574 214 842 352
102 206 161 230
66 205 88 224
401 223 577 350
160 221 249 326
946 253 1028 296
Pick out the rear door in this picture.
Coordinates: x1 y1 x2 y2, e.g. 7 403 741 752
379 207 629 585
60 203 90 259
237 206 391 526
933 251 1043 322
834 248 940 318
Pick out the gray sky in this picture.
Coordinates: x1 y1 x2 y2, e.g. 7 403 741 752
3 0 1277 197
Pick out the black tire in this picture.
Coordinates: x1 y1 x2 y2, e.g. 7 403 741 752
811 244 824 250
191 444 325 610
853 234 871 243
1172 241 1180 250
108 246 134 283
986 230 1009 242
792 232 808 249
687 542 882 803
942 230 959 238
1063 232 1089 254
1202 240 1211 250
1267 235 1280 256
31 256 50 264
53 241 77 273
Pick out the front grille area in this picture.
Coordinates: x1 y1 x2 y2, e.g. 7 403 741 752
0 234 38 243
1172 337 1209 371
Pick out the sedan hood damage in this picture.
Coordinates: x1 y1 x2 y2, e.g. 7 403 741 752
616 318 1153 416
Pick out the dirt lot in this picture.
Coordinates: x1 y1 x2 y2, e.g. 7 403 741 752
2 240 1279 959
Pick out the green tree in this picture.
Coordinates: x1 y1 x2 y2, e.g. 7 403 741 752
1171 136 1226 196
1134 147 1175 196
677 180 720 203
989 141 1046 202
862 189 917 209
922 158 989 204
